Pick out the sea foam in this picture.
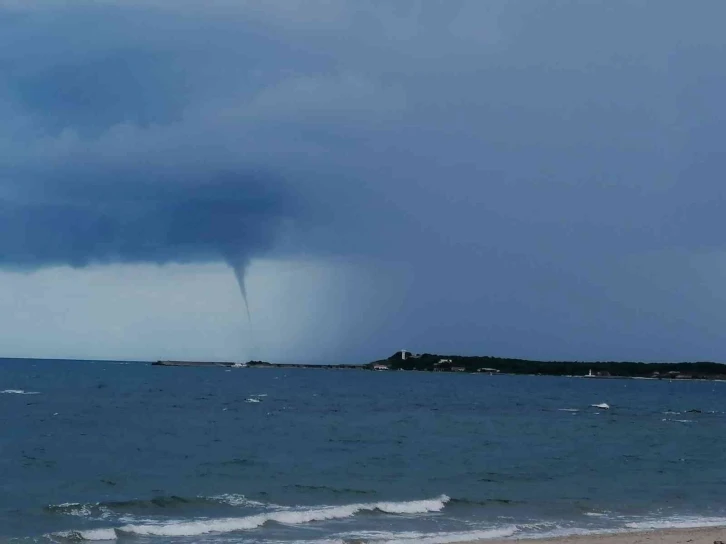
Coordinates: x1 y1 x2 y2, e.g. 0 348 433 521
625 516 726 530
350 526 519 544
1 389 39 395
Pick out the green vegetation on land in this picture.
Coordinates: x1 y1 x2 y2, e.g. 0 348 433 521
369 351 726 379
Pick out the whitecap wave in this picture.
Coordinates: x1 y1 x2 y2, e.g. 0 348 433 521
1 389 39 395
373 496 451 514
54 528 117 541
209 494 274 508
55 495 450 539
48 502 96 518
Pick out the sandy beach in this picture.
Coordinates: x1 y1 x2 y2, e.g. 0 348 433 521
465 526 726 544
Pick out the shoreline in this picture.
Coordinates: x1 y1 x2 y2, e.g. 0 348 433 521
150 360 726 382
461 526 726 544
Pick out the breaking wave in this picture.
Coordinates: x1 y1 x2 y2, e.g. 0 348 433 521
50 495 450 539
209 494 274 508
1 389 39 395
52 529 118 541
45 503 107 518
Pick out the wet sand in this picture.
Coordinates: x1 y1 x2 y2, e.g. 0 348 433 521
463 526 726 544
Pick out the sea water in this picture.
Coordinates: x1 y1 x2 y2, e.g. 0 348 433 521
1 358 726 543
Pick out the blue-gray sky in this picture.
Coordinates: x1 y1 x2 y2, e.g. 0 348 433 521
1 1 725 363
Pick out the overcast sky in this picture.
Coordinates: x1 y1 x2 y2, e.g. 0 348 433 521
1 0 725 363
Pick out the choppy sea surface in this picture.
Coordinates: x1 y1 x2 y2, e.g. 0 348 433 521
2 358 726 543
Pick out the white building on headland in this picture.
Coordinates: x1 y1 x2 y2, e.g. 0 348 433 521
399 350 421 360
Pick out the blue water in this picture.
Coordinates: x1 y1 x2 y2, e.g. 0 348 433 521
2 359 726 543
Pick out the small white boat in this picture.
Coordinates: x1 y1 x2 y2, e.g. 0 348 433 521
591 403 610 410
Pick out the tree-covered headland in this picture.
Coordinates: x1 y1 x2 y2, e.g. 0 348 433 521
368 351 726 380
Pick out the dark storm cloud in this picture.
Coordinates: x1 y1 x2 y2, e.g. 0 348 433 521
0 171 291 268
1 0 725 360
0 3 317 269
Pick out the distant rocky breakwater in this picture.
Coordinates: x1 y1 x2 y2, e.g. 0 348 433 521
152 360 366 370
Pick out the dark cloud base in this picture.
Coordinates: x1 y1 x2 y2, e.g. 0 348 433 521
0 173 293 269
